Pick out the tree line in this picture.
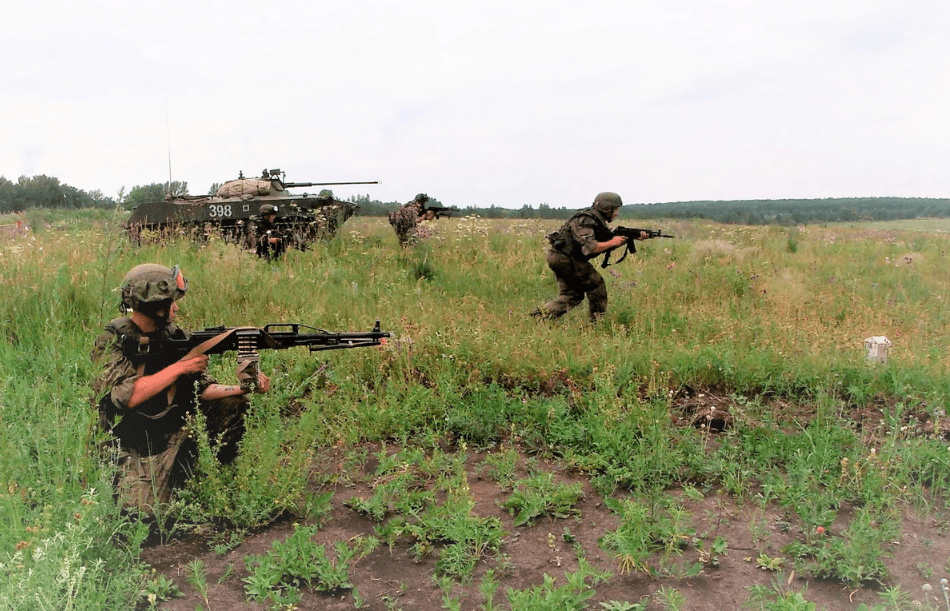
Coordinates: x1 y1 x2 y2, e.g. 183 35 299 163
2 173 948 226
0 175 193 213
351 194 950 225
616 197 950 225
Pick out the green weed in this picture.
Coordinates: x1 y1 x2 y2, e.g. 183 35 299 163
504 559 610 611
784 505 898 586
745 575 816 611
501 472 584 526
598 496 702 578
242 522 378 605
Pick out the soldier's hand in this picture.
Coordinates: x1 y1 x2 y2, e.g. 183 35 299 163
179 354 209 375
255 372 270 394
637 231 650 240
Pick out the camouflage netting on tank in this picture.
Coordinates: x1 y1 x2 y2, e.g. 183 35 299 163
216 179 272 199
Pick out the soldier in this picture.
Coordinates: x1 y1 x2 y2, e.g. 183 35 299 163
91 264 270 513
388 193 430 247
252 203 287 260
531 192 648 322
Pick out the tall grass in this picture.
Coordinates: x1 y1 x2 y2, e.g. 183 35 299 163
1 211 950 607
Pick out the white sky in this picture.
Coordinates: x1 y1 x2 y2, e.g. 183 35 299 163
3 0 948 208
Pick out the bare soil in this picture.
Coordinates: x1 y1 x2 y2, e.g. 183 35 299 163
143 394 950 611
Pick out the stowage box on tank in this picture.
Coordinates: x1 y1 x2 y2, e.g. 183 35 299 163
126 168 377 248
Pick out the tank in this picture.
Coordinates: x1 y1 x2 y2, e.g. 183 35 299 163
126 168 377 248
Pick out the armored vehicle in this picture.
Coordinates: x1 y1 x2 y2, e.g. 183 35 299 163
126 168 377 248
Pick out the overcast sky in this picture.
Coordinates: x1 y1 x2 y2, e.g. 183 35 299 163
3 0 948 208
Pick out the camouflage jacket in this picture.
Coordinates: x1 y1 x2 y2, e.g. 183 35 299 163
92 317 215 456
548 207 615 261
388 202 423 234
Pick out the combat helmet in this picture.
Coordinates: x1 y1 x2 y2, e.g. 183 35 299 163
120 264 187 313
413 193 429 204
259 204 278 216
592 192 623 214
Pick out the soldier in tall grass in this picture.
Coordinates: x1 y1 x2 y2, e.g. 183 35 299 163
532 192 647 322
251 203 287 260
91 264 270 513
388 193 430 247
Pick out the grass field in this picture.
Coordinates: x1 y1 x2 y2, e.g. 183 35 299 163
2 210 950 609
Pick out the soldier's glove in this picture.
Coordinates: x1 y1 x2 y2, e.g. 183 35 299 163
236 357 259 394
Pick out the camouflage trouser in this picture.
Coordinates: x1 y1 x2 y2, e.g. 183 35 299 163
541 250 608 320
111 395 248 514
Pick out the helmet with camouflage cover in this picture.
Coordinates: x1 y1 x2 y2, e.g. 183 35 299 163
413 193 429 204
259 204 278 215
120 264 187 312
592 192 623 214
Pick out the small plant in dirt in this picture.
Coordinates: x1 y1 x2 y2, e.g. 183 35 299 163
501 472 584 526
481 445 521 490
359 448 506 578
599 600 649 610
344 446 437 520
598 495 702 578
653 586 687 611
242 522 378 606
694 534 729 567
756 552 785 571
784 504 898 587
382 491 506 578
185 558 211 610
478 569 500 611
855 585 930 611
504 558 610 611
143 573 182 608
745 577 817 611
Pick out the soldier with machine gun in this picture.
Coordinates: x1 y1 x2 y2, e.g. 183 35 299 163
91 264 390 512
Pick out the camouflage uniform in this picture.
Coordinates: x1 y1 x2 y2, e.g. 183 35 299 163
388 194 428 247
535 193 623 321
251 204 287 260
91 266 249 513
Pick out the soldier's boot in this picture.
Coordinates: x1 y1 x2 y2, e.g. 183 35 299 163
529 307 549 319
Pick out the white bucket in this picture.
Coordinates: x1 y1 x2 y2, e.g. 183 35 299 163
863 336 891 364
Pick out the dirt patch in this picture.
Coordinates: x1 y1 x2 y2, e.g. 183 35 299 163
142 438 950 611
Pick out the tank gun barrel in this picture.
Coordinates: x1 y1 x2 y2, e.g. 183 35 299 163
284 181 379 188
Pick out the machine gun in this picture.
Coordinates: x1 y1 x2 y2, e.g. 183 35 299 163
127 320 390 391
601 226 674 268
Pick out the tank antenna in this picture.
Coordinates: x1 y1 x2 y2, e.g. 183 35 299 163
165 90 173 184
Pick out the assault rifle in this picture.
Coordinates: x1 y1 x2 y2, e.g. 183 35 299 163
601 226 674 268
126 320 390 391
423 206 457 219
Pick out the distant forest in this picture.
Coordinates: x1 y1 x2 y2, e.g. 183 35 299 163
350 194 950 225
1 173 947 226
